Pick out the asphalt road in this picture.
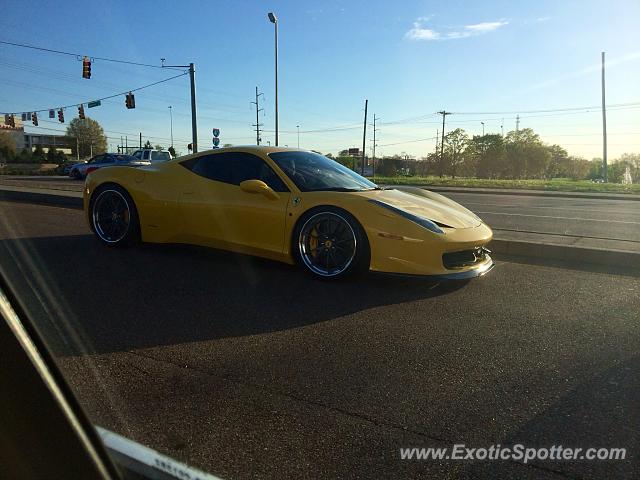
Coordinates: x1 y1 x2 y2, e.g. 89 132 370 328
1 175 639 244
1 201 639 479
444 192 640 243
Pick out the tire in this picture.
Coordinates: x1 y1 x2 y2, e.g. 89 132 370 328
293 206 370 280
89 184 140 247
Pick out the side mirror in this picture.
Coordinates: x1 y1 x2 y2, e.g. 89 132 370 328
239 179 280 200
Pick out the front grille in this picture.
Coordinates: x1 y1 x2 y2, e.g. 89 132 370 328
443 247 489 270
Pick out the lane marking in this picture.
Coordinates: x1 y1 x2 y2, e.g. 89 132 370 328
475 211 640 225
462 202 640 215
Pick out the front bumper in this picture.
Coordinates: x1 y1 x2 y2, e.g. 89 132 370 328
368 222 494 277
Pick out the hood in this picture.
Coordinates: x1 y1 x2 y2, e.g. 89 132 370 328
361 188 481 229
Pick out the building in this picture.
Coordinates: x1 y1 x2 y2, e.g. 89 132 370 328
0 117 74 155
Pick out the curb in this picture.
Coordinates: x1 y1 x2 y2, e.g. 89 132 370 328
489 238 638 270
0 189 83 209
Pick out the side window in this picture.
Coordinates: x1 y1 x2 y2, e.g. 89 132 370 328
183 154 232 184
132 151 142 160
101 155 115 164
181 153 289 192
230 154 289 192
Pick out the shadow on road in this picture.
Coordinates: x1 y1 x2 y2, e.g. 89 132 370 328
462 355 640 479
0 234 467 357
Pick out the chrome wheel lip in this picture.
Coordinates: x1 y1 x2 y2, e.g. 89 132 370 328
92 189 131 244
298 211 356 277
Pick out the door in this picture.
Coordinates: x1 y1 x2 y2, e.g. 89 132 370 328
179 152 291 255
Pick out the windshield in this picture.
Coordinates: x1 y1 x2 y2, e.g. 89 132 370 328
151 151 170 161
270 151 378 191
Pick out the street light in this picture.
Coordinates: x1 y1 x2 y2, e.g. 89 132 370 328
296 125 300 148
481 121 485 136
168 106 173 148
268 12 279 146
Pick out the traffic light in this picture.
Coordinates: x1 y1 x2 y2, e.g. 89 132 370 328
4 114 15 128
82 56 91 79
49 109 55 119
78 104 85 119
31 112 38 126
125 92 135 109
58 109 64 123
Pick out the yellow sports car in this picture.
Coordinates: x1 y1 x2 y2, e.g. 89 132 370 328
84 146 493 280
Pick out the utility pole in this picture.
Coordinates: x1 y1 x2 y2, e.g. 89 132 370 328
501 118 504 137
76 137 79 160
168 106 173 148
125 136 128 154
361 99 368 176
370 114 379 177
515 114 520 132
139 132 142 149
268 13 279 146
601 51 608 182
435 130 439 155
481 121 485 136
251 86 264 145
296 125 300 148
162 62 198 152
437 111 451 177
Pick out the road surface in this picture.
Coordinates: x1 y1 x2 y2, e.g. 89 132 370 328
1 176 639 244
0 200 638 479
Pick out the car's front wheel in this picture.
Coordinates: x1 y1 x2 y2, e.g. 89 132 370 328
90 185 140 247
294 207 370 280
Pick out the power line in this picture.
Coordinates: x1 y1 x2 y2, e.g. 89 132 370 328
451 101 640 115
0 39 183 71
0 72 188 115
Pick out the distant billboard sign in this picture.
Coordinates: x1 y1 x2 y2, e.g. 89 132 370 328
348 148 359 156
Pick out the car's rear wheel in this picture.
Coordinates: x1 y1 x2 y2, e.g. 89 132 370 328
90 185 140 247
294 207 369 280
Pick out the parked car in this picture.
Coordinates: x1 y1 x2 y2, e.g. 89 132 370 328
69 154 149 179
131 148 173 163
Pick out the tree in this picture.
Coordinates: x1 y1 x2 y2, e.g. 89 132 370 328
32 144 46 163
144 140 152 149
46 147 56 164
469 134 506 179
504 128 549 179
545 144 569 179
442 128 469 178
0 132 16 162
154 144 164 151
564 156 590 180
66 117 107 159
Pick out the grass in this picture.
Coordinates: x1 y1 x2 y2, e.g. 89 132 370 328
368 176 640 194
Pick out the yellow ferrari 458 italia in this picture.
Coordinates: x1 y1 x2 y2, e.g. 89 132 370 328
84 146 493 280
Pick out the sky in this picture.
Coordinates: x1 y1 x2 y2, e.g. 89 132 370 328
1 0 639 160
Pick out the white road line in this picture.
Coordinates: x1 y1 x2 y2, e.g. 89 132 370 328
462 202 640 215
475 211 640 225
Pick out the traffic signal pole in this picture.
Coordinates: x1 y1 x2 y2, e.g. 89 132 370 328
163 62 198 153
189 63 198 153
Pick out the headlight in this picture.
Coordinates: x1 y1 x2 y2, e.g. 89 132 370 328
368 200 445 234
